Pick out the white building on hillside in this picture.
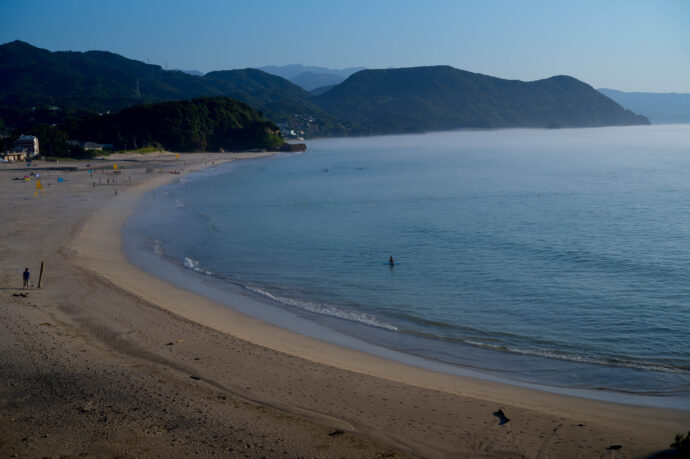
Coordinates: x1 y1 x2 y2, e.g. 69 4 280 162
14 135 39 158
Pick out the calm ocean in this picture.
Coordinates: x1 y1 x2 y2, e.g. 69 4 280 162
125 125 690 406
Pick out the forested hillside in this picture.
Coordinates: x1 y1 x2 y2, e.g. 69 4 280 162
63 97 283 152
0 41 650 139
0 41 342 136
315 66 649 134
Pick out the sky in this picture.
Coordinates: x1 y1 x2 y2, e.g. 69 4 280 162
1 0 689 93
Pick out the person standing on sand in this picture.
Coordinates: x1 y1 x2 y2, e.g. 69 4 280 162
22 267 30 289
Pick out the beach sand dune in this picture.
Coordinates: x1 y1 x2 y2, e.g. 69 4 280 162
1 153 687 458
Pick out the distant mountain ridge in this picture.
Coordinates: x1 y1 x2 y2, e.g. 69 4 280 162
290 72 348 91
315 66 649 134
257 64 367 91
598 88 690 124
0 41 650 138
256 64 366 81
0 40 344 137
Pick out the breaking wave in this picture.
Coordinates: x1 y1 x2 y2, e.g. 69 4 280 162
245 285 399 332
183 257 213 275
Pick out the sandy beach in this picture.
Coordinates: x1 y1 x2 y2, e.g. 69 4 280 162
1 152 688 458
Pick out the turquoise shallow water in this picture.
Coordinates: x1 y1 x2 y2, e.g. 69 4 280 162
126 125 690 402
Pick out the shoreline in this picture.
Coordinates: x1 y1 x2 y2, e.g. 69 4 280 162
123 168 689 409
72 156 689 421
2 151 689 457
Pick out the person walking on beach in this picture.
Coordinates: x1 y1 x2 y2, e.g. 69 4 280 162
22 267 30 289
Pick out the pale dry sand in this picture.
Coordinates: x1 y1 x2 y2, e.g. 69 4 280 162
1 152 688 458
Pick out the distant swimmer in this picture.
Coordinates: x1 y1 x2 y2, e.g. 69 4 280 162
389 256 395 266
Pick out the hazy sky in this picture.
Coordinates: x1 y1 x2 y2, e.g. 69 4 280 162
2 0 689 92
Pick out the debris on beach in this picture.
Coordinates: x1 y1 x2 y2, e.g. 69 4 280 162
493 408 510 425
80 400 97 413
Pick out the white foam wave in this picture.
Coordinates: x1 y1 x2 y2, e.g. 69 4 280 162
245 285 399 332
183 257 213 275
173 198 184 207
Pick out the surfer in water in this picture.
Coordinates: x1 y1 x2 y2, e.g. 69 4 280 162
388 256 395 266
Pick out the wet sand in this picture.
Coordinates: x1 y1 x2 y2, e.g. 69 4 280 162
1 152 687 458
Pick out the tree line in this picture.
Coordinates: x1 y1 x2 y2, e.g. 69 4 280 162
2 97 284 158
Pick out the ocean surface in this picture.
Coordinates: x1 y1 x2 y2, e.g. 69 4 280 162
125 125 690 407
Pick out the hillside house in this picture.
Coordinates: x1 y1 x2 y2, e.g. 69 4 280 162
83 142 103 151
13 135 39 158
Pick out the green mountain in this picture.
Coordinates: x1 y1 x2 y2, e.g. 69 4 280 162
0 40 341 136
598 88 690 124
0 41 650 139
64 97 282 152
315 66 649 134
203 69 347 136
0 40 221 111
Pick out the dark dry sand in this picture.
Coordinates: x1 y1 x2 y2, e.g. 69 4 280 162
1 153 687 458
